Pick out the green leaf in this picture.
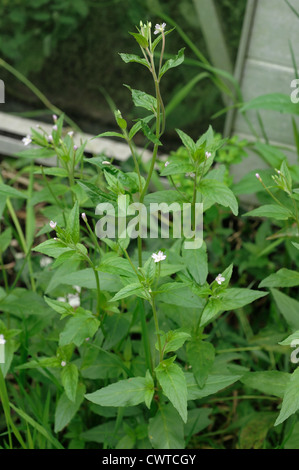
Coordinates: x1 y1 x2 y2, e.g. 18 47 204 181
67 200 80 244
52 268 122 293
175 129 196 156
254 142 286 167
44 296 73 316
199 179 238 216
184 408 212 438
271 288 299 330
279 330 299 346
275 368 299 426
15 148 56 159
159 48 185 79
85 377 148 407
241 371 291 398
16 356 61 370
187 340 215 388
59 310 100 347
98 254 136 279
148 404 185 449
77 181 117 206
119 53 149 68
144 189 185 206
80 421 122 446
158 286 206 309
109 282 148 302
94 131 125 139
161 330 191 354
33 167 69 177
160 157 194 177
33 239 72 258
54 383 86 433
260 269 299 288
61 363 79 402
155 358 188 423
140 121 161 145
0 227 12 254
182 241 208 285
125 87 157 113
186 372 242 400
144 371 155 409
81 350 124 380
200 289 268 327
241 93 299 114
244 204 293 220
129 32 148 48
0 184 28 199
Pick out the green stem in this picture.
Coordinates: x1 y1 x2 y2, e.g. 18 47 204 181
151 294 162 363
5 197 35 292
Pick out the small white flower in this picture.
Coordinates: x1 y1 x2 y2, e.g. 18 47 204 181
185 172 195 178
40 256 53 268
205 151 212 159
255 173 261 180
22 135 32 146
102 161 111 165
73 145 78 151
81 213 87 222
215 274 225 285
53 114 58 122
53 124 58 131
152 250 166 263
164 161 170 167
85 337 90 342
73 285 81 294
154 22 166 35
57 297 66 303
61 361 67 367
48 135 53 142
0 334 6 345
67 293 80 308
49 220 57 229
68 131 74 137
